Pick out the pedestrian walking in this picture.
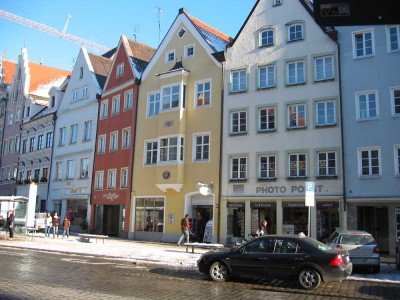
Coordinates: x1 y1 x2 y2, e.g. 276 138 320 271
6 210 15 239
177 214 190 246
52 212 60 238
44 212 52 237
62 217 71 239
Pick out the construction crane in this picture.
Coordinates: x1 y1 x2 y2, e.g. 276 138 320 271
0 9 111 53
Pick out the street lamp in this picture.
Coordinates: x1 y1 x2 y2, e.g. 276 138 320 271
196 181 214 196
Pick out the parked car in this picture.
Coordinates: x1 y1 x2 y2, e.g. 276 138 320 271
197 235 352 290
326 230 380 273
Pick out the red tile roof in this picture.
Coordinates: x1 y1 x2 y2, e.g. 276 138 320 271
2 60 17 85
188 15 231 44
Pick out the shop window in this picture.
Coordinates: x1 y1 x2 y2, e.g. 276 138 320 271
227 203 245 239
135 198 165 232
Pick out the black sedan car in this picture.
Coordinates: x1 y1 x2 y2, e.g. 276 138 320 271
197 235 353 290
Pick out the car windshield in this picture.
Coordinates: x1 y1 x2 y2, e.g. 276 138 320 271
306 238 332 251
339 234 374 245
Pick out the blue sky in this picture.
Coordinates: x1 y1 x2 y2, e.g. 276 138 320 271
0 0 255 71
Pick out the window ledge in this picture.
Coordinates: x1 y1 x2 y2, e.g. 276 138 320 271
359 175 381 180
287 176 308 180
229 90 248 95
316 175 338 180
315 123 337 128
257 129 276 134
229 132 248 137
287 126 307 131
229 179 248 183
258 178 277 182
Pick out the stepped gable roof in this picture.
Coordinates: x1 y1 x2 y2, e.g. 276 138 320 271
28 62 71 98
126 39 156 75
88 52 112 89
1 60 17 84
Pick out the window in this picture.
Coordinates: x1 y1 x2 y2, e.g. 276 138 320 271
395 145 400 176
55 162 62 180
184 44 194 58
195 80 211 107
388 25 400 52
2 140 7 155
359 148 380 176
231 110 247 134
289 153 307 177
83 121 92 141
353 30 374 58
66 160 75 179
82 87 89 99
122 128 131 148
95 171 104 190
98 135 106 154
34 169 40 182
317 151 337 176
70 124 78 144
273 0 282 5
26 169 32 181
145 141 158 165
100 100 108 119
50 95 55 108
9 138 14 154
231 157 247 180
258 107 276 131
108 169 117 189
316 100 336 126
259 155 276 179
148 92 160 117
120 168 128 188
135 198 164 232
46 132 53 148
15 136 20 153
165 50 175 63
110 132 118 151
124 91 133 110
111 96 120 115
288 103 306 128
356 91 378 120
42 167 48 180
162 84 180 110
37 134 44 150
391 87 400 116
178 28 186 37
8 112 13 125
159 136 184 163
80 158 89 178
29 137 35 152
231 69 247 93
22 139 27 154
59 127 66 146
315 55 334 81
194 134 210 161
72 90 79 101
258 64 276 89
117 63 124 77
259 28 274 47
288 23 303 42
287 60 305 85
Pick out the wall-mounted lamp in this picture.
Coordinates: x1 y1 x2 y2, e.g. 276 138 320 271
196 181 214 196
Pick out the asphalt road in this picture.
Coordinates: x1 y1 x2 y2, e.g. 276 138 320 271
1 247 400 299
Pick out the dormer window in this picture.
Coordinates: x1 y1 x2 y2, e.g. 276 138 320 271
50 95 55 108
165 50 175 63
178 28 186 37
117 63 124 77
273 0 282 6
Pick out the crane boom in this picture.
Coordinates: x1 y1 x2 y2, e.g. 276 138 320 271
0 9 111 53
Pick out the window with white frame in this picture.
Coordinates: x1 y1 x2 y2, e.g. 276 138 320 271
95 171 104 190
80 158 89 178
387 25 400 52
111 96 120 115
16 108 20 122
59 127 66 146
165 49 175 63
230 157 247 180
273 0 282 6
184 44 194 58
70 124 78 144
110 132 118 151
287 22 303 42
391 86 400 116
82 87 89 99
395 145 400 175
145 141 158 165
316 99 336 126
15 136 20 153
289 153 307 177
124 90 133 110
120 168 128 188
314 55 334 81
259 27 274 47
72 90 79 101
9 138 14 154
259 154 276 179
195 80 211 107
37 135 44 150
359 147 380 176
194 133 209 161
231 69 247 93
162 84 180 110
46 132 53 148
317 151 337 176
98 135 106 153
83 121 92 141
66 160 75 179
22 139 27 154
231 110 247 134
258 64 276 89
100 100 108 119
353 29 374 58
117 63 124 77
108 169 117 189
148 91 160 117
159 136 184 163
29 137 35 152
356 91 378 120
8 112 13 125
288 103 306 128
122 128 131 149
287 59 305 85
258 107 276 131
2 140 7 155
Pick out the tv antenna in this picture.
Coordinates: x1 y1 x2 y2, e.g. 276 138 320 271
156 7 162 45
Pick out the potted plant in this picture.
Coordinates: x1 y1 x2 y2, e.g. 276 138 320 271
24 179 31 184
80 219 88 232
40 177 48 183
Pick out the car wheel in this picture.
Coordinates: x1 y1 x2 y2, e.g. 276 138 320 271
209 261 229 282
298 268 321 290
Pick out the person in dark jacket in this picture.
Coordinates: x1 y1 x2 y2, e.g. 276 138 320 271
52 212 60 238
7 210 15 238
62 217 71 239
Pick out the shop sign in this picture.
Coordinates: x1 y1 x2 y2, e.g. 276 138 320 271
282 202 305 208
250 202 276 209
227 202 244 208
69 188 85 193
256 184 323 194
103 192 119 201
317 202 339 209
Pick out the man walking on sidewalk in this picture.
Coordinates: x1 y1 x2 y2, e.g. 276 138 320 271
177 214 190 246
